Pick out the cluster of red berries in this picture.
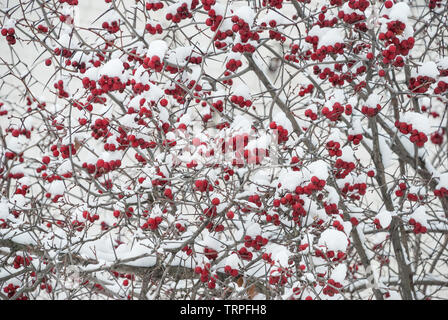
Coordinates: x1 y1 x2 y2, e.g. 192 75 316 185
91 118 110 140
394 120 413 135
348 0 370 11
324 202 339 215
51 143 77 159
322 102 352 122
232 42 256 53
430 131 444 145
347 134 363 145
194 263 217 288
305 34 319 51
126 133 157 150
434 187 448 198
394 182 408 197
201 0 216 10
143 55 164 72
71 220 85 232
395 120 428 147
175 222 186 233
212 100 223 112
304 108 318 121
186 159 198 169
315 248 346 261
409 218 427 234
7 170 25 180
244 234 268 251
204 247 218 260
7 127 31 139
262 252 276 266
113 207 134 219
181 245 192 255
1 27 16 45
409 75 435 94
247 194 262 208
82 210 100 223
361 103 381 117
82 77 97 93
194 179 212 192
205 8 223 32
53 80 69 98
275 193 307 222
145 23 162 35
141 216 163 230
37 24 48 33
111 271 134 287
54 47 73 60
381 44 403 66
407 192 424 202
314 65 350 87
264 212 280 225
145 2 164 11
224 265 239 277
306 175 327 192
98 75 126 93
381 20 406 40
312 43 345 62
269 268 289 286
59 0 78 5
315 8 338 29
102 20 120 34
298 84 314 97
4 151 21 160
3 283 28 299
330 0 344 5
429 0 442 9
226 59 242 72
81 158 121 178
73 101 93 113
373 218 387 230
410 130 428 147
338 10 367 31
262 0 283 8
268 28 286 43
231 15 259 44
284 44 301 63
269 122 289 144
334 159 355 179
290 156 301 171
162 187 173 200
15 184 30 196
214 29 233 50
323 279 343 296
237 246 253 261
434 80 448 95
186 55 202 65
326 140 342 157
166 1 199 23
202 205 217 218
13 255 32 269
378 21 415 65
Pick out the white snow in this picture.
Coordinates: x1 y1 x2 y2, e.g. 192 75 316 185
417 61 439 79
376 210 392 228
147 39 169 58
389 2 411 22
318 229 349 252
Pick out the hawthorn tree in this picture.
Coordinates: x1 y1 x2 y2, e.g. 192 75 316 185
0 0 447 300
